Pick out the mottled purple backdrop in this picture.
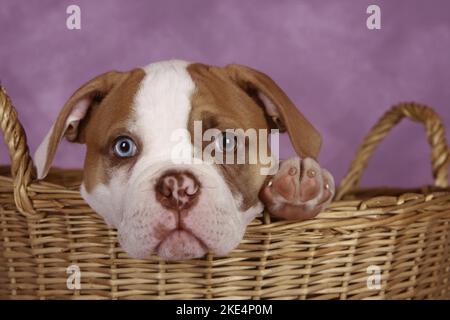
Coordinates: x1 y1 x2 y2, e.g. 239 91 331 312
1 0 449 187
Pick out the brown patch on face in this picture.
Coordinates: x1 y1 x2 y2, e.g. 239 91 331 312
82 69 146 192
186 63 272 211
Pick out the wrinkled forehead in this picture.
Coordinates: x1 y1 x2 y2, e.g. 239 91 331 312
88 60 268 155
132 61 267 159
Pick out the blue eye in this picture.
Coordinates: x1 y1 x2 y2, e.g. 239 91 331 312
216 132 237 152
113 137 137 158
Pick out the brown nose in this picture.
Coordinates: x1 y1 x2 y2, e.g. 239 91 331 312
155 171 200 210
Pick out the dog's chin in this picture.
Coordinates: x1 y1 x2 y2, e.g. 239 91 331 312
157 230 207 261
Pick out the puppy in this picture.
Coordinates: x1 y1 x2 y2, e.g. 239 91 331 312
34 60 335 261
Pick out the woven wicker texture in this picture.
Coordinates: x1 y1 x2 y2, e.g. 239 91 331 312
0 86 449 299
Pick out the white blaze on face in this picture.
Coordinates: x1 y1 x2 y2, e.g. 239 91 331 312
136 60 195 161
81 60 263 260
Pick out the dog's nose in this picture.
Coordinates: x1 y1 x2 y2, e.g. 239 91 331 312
155 171 200 210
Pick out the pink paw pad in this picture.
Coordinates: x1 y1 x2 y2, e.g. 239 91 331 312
260 157 335 221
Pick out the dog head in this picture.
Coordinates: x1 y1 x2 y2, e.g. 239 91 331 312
34 60 321 260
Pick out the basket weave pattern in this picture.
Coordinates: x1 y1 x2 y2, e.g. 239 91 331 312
0 86 449 299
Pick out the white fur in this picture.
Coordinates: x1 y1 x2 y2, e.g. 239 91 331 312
138 60 195 161
81 60 263 260
34 124 54 179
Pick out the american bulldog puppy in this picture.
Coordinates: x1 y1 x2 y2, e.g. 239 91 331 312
35 60 334 261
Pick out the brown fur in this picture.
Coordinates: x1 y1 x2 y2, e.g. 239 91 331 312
82 69 146 192
42 61 320 211
40 68 146 192
187 63 269 211
224 64 322 159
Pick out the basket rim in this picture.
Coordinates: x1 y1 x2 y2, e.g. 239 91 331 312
2 166 450 230
1 86 449 220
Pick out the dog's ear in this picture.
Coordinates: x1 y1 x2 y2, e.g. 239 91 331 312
34 70 127 180
224 64 322 159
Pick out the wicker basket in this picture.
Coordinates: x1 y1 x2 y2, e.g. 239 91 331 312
0 86 449 300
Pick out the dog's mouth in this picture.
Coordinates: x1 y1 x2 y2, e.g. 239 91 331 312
155 229 208 261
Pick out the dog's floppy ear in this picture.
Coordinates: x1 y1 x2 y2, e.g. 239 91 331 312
224 64 322 159
34 70 126 180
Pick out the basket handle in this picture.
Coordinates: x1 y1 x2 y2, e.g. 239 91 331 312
0 86 42 218
336 102 450 200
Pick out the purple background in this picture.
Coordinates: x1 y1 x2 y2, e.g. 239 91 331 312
1 0 449 188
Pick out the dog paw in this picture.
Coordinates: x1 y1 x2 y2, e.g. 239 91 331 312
259 157 335 220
